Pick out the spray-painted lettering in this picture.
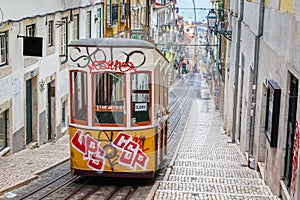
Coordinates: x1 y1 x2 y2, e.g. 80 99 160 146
88 60 136 73
292 121 300 198
71 130 105 171
112 132 149 170
133 135 149 152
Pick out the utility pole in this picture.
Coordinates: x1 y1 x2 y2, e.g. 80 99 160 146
146 0 150 40
192 0 202 98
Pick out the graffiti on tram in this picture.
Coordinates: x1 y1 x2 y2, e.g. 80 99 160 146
70 47 146 73
71 129 150 171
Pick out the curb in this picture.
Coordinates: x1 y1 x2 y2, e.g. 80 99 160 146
0 175 38 196
145 101 193 200
0 158 69 197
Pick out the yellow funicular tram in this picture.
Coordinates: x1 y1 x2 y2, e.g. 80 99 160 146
68 38 170 178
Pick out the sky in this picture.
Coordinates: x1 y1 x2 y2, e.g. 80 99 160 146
176 0 213 22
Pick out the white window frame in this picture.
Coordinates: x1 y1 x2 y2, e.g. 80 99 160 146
73 14 79 40
26 24 35 37
60 17 68 62
0 32 8 66
48 20 54 47
86 11 91 38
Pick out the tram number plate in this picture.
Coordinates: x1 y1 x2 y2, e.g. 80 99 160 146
135 103 147 111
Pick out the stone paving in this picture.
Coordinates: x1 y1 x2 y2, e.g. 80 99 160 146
0 135 70 195
152 98 280 200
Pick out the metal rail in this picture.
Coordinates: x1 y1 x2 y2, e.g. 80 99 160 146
15 171 75 200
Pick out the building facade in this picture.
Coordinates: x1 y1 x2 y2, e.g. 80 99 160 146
224 0 300 199
0 0 104 155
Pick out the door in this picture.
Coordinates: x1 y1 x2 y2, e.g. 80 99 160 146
47 82 55 140
26 79 33 144
284 74 299 190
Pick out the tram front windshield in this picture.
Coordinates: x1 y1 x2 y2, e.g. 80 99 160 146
93 72 125 125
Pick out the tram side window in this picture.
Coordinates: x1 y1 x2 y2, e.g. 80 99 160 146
131 73 150 125
71 71 87 123
93 73 125 125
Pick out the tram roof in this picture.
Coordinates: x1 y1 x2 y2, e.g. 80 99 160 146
69 38 156 49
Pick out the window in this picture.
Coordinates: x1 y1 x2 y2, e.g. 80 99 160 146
112 4 118 23
61 100 67 129
70 71 87 124
93 72 125 125
60 17 68 62
131 73 151 126
0 110 8 151
73 14 79 40
0 32 8 66
86 11 91 38
26 24 35 37
96 8 103 38
265 80 281 147
48 21 54 46
107 0 112 25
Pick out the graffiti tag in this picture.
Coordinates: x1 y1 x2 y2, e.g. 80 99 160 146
292 121 300 198
70 47 146 73
112 132 149 170
87 59 136 73
71 130 149 171
71 130 105 171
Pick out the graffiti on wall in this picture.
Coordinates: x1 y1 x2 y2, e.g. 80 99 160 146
39 79 46 93
12 76 22 99
71 129 149 171
70 47 146 73
0 79 9 99
292 121 300 198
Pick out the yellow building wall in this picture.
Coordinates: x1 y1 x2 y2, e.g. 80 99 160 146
279 0 294 12
104 0 127 37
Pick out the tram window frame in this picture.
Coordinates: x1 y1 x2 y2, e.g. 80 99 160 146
131 71 151 126
70 70 88 125
92 72 126 127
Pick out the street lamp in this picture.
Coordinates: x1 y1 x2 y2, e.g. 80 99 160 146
206 9 232 41
207 9 217 30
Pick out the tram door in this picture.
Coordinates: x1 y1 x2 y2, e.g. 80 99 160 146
284 74 299 190
26 79 33 144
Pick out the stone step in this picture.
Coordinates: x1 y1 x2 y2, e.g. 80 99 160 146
154 190 279 200
157 181 274 196
178 148 244 155
176 153 246 162
174 160 251 170
168 175 265 185
171 166 260 179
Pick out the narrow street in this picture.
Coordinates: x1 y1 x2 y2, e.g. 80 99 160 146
150 77 279 199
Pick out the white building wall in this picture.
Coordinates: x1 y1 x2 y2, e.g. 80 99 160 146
0 0 103 154
227 0 300 197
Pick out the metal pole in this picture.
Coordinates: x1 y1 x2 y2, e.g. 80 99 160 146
249 0 264 155
231 0 244 143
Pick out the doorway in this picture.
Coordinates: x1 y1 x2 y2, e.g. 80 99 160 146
47 81 56 141
26 79 33 144
284 74 299 190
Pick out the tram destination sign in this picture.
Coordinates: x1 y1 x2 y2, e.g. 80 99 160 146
135 103 147 111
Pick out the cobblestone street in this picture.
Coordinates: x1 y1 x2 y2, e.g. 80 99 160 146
152 98 280 199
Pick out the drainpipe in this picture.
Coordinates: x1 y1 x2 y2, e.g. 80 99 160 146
232 0 244 142
249 0 264 155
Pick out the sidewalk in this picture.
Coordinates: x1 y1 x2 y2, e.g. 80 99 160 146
147 96 280 199
0 135 70 196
